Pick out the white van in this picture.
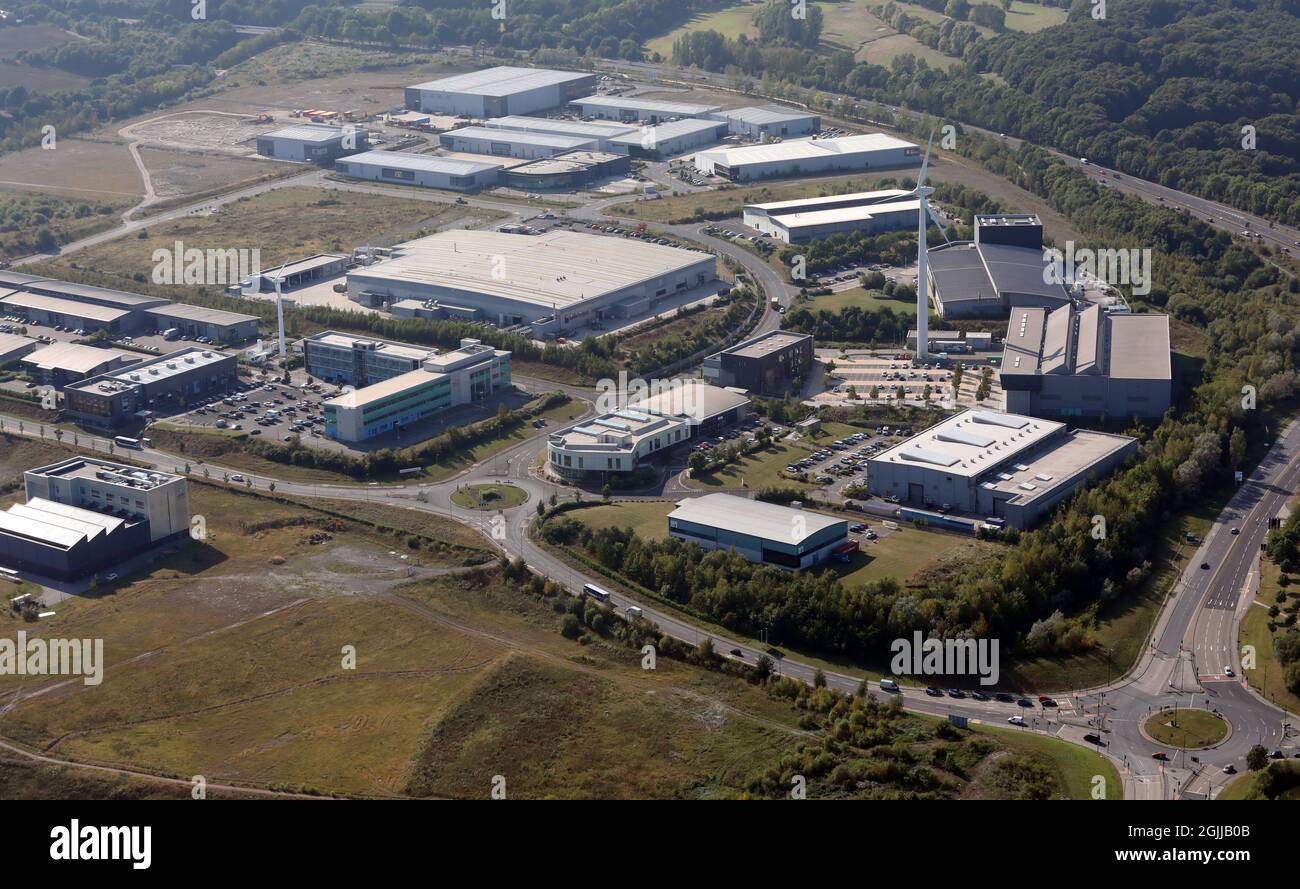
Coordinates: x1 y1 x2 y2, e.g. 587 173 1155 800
626 606 642 618
879 679 899 693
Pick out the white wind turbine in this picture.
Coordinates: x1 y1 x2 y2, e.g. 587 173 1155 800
909 134 950 364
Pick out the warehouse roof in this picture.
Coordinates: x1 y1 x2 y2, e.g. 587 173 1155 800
979 242 1068 302
22 343 135 375
574 95 722 116
410 66 593 96
338 150 503 176
927 243 998 307
0 292 131 323
607 118 724 148
0 270 48 289
69 348 230 395
771 198 919 230
351 230 715 311
0 332 36 363
1000 304 1171 382
145 304 260 326
324 367 449 410
443 126 594 151
669 493 845 544
726 330 811 360
484 115 636 139
696 132 916 166
632 382 748 423
261 123 354 143
1107 312 1172 380
747 188 911 214
870 409 1064 480
22 280 167 309
261 253 349 281
712 105 817 125
976 429 1135 506
303 331 433 363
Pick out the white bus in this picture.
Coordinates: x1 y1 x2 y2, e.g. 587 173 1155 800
582 583 611 603
114 436 143 450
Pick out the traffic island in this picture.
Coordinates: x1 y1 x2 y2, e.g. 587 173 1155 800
451 483 529 511
1140 708 1231 749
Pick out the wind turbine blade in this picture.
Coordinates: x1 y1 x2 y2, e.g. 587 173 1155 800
918 132 933 187
927 202 950 244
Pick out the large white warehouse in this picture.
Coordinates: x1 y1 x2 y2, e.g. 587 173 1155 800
710 106 820 139
334 151 503 191
439 125 595 159
743 188 918 243
571 95 722 123
482 115 636 151
694 133 919 182
405 66 598 117
607 118 727 158
346 230 719 337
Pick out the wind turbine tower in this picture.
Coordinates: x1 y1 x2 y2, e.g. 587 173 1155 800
274 275 286 359
910 135 950 365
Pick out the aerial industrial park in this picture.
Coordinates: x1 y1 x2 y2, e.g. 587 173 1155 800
0 0 1297 832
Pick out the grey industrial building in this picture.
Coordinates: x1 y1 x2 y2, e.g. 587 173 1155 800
928 214 1070 319
482 115 636 151
999 304 1172 419
703 330 814 394
667 493 850 570
606 118 727 158
693 133 919 182
63 347 239 428
335 151 503 191
709 106 820 139
256 124 368 164
345 230 719 337
21 343 139 388
242 254 351 293
300 331 436 387
743 189 917 243
439 125 596 159
502 151 631 190
867 409 1137 530
0 332 37 367
572 95 723 123
0 458 189 581
0 280 168 335
406 66 598 117
144 304 260 344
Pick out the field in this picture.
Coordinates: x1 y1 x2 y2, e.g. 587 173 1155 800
970 724 1122 799
1239 559 1300 716
0 24 87 90
0 138 145 203
563 500 675 541
37 186 470 292
801 286 918 315
645 4 760 58
834 528 994 587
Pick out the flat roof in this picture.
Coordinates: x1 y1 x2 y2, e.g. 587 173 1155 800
23 280 166 309
0 332 35 360
573 95 722 115
608 118 723 147
352 229 714 311
0 271 48 289
262 123 354 143
773 198 919 230
979 429 1135 505
977 213 1042 227
748 188 911 214
696 132 916 167
509 150 623 176
632 382 748 422
410 66 593 97
669 493 845 544
22 342 134 375
713 105 818 124
484 115 636 138
70 347 230 393
325 367 448 410
870 409 1064 480
144 303 260 326
338 150 503 176
1108 312 1172 379
0 292 131 323
27 457 180 489
726 330 811 360
442 126 594 151
261 253 349 280
304 331 433 363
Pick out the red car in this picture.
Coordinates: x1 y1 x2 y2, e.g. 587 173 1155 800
1152 751 1169 761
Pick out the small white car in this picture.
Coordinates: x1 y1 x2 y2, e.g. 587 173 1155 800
1224 667 1234 677
1007 715 1025 726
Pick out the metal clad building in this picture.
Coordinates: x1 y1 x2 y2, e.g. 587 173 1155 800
482 115 636 151
709 105 820 139
999 304 1172 419
63 347 239 427
256 124 368 164
703 330 814 394
668 493 849 570
866 409 1137 529
503 150 631 190
0 332 38 367
21 343 139 388
406 66 599 117
335 151 503 191
144 304 260 344
571 95 722 123
694 133 919 182
929 215 1070 319
439 125 596 159
743 189 918 243
606 118 727 158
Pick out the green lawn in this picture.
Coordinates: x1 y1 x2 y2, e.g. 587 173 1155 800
645 4 758 58
1143 709 1228 749
686 438 821 493
972 724 1122 799
800 286 918 315
567 500 675 541
986 1 1069 32
834 527 994 587
1240 559 1300 716
451 483 528 511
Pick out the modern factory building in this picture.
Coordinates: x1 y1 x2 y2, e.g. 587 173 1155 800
694 133 919 182
928 214 1070 319
867 409 1137 530
482 115 636 151
503 151 631 190
572 95 722 123
709 106 820 139
345 230 718 337
743 189 917 243
0 458 189 581
144 304 260 344
999 304 1172 419
547 383 748 480
406 66 598 117
607 118 727 158
256 124 368 164
63 348 239 428
668 493 850 570
439 126 595 159
301 331 436 387
334 151 503 191
21 343 138 388
1 280 168 335
0 332 37 367
321 338 511 443
703 330 814 394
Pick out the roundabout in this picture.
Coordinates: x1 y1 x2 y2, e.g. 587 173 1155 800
450 483 529 511
1141 708 1230 750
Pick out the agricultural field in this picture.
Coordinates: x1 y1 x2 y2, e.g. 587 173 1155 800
644 4 761 59
0 138 144 203
0 24 87 90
